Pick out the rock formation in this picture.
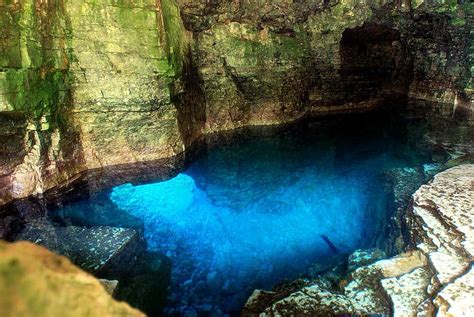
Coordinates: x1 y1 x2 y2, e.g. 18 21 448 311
15 221 144 275
1 0 472 206
0 240 144 317
243 164 474 316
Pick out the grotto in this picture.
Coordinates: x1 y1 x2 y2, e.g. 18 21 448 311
0 1 473 317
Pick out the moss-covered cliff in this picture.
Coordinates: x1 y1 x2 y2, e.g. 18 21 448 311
0 0 472 205
0 0 188 204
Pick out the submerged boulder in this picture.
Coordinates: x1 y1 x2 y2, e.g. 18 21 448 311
244 164 474 316
15 222 144 276
0 241 144 317
114 252 172 317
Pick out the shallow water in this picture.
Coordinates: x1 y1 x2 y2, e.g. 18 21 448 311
3 110 457 316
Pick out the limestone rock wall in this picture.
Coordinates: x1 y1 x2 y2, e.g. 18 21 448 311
0 2 81 204
1 0 472 205
0 0 188 205
182 0 473 131
67 1 185 168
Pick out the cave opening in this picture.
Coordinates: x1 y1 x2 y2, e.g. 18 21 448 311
321 23 411 108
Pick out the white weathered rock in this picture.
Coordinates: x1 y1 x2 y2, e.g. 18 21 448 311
243 165 474 317
344 251 428 315
435 266 474 317
381 267 432 317
265 283 354 316
407 164 474 315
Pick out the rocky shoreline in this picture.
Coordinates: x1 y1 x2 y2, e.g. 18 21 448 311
0 110 472 316
1 0 473 315
243 164 474 316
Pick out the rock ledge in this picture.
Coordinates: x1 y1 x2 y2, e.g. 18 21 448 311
244 164 474 317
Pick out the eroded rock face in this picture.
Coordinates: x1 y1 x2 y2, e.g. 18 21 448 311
243 165 474 317
0 0 187 205
0 240 144 317
187 0 473 132
1 0 473 206
406 164 474 316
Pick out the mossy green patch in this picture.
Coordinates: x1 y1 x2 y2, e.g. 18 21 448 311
160 0 189 77
450 17 465 27
207 23 311 71
0 1 74 133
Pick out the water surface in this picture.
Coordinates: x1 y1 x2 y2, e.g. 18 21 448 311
4 110 453 316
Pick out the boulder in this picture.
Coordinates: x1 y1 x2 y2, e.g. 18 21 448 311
0 240 143 317
15 221 144 276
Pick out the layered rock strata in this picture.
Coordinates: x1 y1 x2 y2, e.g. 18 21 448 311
1 0 473 206
0 0 187 205
243 164 474 316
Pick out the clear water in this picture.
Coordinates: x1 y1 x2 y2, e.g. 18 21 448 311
34 112 438 315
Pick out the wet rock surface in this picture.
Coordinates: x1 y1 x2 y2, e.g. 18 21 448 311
0 240 143 317
15 221 144 276
244 165 474 317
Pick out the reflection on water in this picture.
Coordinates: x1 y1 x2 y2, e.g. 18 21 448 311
2 109 470 317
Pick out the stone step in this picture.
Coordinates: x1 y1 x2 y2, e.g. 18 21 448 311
15 220 145 277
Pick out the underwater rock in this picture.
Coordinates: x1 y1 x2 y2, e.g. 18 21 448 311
347 248 387 271
114 252 172 317
383 167 427 252
15 221 144 276
0 241 143 317
99 279 119 296
244 165 474 316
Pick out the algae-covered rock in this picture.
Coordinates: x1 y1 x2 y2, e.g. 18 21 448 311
0 240 144 317
0 0 189 205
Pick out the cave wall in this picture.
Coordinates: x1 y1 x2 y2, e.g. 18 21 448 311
0 0 472 205
0 0 188 204
184 0 473 123
1 1 81 204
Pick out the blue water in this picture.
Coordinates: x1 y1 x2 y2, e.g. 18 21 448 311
49 113 434 316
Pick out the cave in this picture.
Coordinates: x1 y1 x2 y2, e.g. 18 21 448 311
0 1 473 317
308 23 412 114
339 23 409 103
